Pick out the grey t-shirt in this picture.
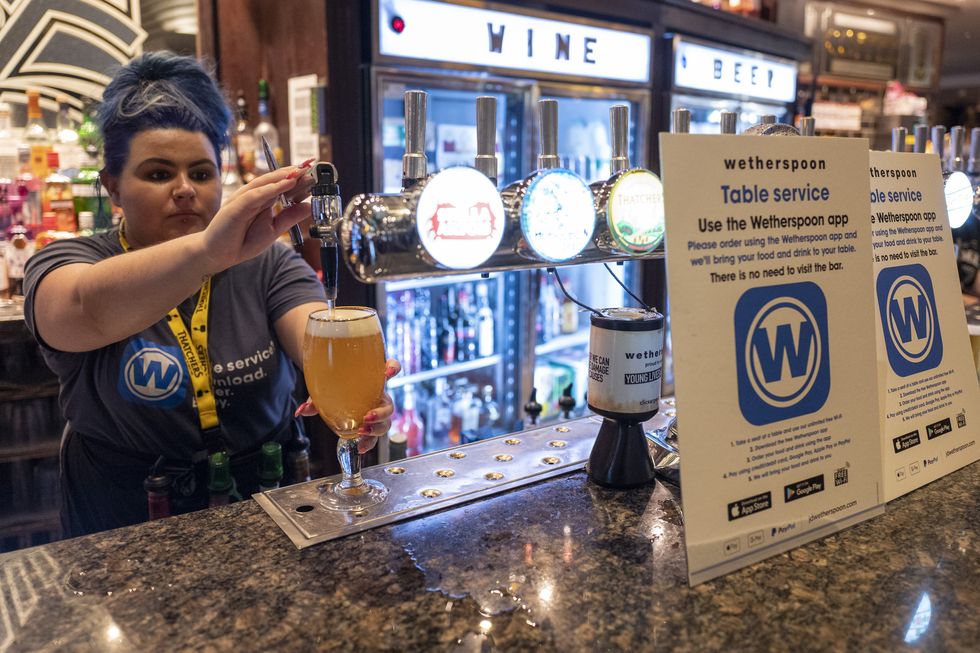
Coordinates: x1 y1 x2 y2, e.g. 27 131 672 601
24 229 326 459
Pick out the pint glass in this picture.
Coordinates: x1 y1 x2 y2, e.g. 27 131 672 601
303 307 389 511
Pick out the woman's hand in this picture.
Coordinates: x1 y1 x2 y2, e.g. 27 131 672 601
199 161 316 272
295 359 402 454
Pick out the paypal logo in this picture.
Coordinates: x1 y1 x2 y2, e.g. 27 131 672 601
117 338 187 408
735 282 830 425
876 265 943 377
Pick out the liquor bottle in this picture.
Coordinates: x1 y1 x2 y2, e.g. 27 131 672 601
460 384 483 443
207 451 233 507
418 290 439 371
77 211 94 237
559 276 579 335
3 223 32 296
252 79 280 174
53 95 83 178
42 152 75 232
143 457 172 520
475 281 494 358
425 377 453 449
455 286 477 362
71 148 109 231
24 89 51 180
402 291 420 374
285 431 312 484
440 288 457 365
15 147 40 231
234 91 256 183
77 102 101 156
258 442 283 491
539 275 561 342
220 124 242 199
477 385 501 438
392 384 425 458
0 103 16 179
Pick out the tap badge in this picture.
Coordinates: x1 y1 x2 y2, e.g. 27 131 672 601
521 168 596 262
416 166 505 269
876 264 943 377
608 170 666 254
734 282 830 426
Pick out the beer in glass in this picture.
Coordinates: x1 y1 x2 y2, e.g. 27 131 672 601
303 307 389 511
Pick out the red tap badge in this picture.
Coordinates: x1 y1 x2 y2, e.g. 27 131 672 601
416 167 505 269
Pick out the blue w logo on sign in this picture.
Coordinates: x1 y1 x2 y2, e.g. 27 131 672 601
735 282 831 426
876 265 943 377
117 338 187 408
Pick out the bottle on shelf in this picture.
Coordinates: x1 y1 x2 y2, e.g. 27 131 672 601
418 290 439 371
71 147 110 231
77 211 94 237
559 277 579 335
3 223 31 296
0 103 16 179
77 102 101 156
439 288 458 366
15 147 41 232
220 123 242 199
538 273 561 342
455 285 477 362
42 152 75 232
24 89 51 180
449 381 481 444
235 91 256 183
475 281 495 358
53 95 83 178
144 456 172 520
258 442 283 491
392 383 425 458
478 384 501 439
425 377 453 450
252 79 280 174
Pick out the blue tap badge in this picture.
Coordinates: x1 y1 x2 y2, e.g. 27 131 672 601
876 264 943 377
734 282 831 426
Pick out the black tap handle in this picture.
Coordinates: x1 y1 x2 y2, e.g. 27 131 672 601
524 387 543 425
321 242 339 303
558 383 576 419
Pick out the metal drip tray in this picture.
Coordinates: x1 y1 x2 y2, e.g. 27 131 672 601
257 401 676 548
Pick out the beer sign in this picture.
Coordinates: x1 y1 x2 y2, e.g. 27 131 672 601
416 166 506 269
607 169 665 254
520 169 595 262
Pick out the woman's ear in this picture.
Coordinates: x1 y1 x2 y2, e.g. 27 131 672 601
99 170 121 206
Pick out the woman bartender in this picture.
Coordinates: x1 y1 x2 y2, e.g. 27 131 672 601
23 52 397 536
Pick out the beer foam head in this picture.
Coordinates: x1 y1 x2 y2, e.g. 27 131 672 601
306 308 381 338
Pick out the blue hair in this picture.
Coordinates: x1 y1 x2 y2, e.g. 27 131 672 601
98 51 231 176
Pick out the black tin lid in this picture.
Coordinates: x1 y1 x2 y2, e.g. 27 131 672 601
590 307 664 331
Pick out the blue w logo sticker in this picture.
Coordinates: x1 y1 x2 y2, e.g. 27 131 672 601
735 282 831 426
117 338 187 408
876 265 943 377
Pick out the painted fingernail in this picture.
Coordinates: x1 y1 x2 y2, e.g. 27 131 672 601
285 168 304 180
365 411 378 421
385 366 397 378
299 158 315 168
293 399 312 418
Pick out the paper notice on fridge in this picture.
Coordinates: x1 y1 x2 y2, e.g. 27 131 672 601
869 151 980 501
659 134 884 586
287 74 320 166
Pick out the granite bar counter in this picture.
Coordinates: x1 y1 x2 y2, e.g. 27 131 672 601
1 459 978 652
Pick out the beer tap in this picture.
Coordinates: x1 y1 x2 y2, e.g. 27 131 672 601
500 99 596 264
592 104 665 256
932 125 974 230
932 125 947 167
310 162 342 307
913 125 928 154
950 126 966 172
745 112 799 136
402 90 428 190
720 111 737 135
671 108 691 134
892 127 907 153
475 96 498 186
800 117 816 137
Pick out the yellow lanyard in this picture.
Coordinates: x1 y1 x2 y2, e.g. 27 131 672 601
119 222 220 432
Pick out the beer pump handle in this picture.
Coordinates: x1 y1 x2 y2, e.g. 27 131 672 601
402 90 428 189
671 108 691 134
913 125 928 153
800 117 816 137
892 127 907 153
310 162 341 303
524 387 543 425
931 125 946 164
951 126 966 171
761 114 777 125
720 111 737 134
609 104 630 174
970 127 980 174
475 96 498 184
558 383 576 419
538 99 561 170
